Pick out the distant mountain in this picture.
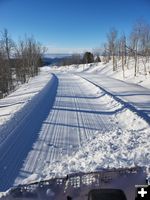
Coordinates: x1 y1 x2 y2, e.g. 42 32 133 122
44 53 72 58
42 54 72 65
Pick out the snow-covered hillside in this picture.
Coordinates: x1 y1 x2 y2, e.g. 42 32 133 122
52 59 150 89
0 69 52 127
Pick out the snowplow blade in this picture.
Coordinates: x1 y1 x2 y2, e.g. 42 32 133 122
0 167 147 200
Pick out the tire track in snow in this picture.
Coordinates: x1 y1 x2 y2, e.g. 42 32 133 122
1 73 125 191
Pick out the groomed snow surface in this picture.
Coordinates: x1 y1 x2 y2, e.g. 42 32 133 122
41 79 150 181
52 58 150 89
0 65 150 191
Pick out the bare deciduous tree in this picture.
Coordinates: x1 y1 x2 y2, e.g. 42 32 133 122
0 29 15 92
0 30 46 98
107 28 118 71
119 34 126 77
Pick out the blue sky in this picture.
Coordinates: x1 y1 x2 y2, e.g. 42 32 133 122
0 0 150 53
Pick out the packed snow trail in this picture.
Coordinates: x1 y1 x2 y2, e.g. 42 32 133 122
14 74 122 186
0 73 122 191
0 73 149 192
80 73 150 124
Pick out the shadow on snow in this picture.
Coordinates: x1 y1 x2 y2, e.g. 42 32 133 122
0 75 58 191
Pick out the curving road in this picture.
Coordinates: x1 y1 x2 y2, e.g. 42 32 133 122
0 73 119 191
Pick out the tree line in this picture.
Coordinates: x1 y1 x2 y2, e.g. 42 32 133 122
59 20 150 78
59 52 101 66
0 29 45 97
102 20 150 77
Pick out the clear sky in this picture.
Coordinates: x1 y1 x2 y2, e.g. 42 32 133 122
0 0 150 53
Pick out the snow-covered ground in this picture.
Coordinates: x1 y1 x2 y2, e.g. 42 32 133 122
0 69 52 126
36 75 150 182
0 62 150 192
52 58 150 89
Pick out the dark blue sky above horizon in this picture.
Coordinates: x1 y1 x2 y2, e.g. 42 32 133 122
0 0 150 53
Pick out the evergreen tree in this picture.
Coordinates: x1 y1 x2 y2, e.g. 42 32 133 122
83 52 94 63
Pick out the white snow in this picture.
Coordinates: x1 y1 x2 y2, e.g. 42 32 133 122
80 73 150 121
15 75 150 185
39 94 150 181
0 61 149 191
21 173 40 185
52 58 150 89
0 68 52 127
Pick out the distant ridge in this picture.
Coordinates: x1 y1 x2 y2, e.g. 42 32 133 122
42 54 72 65
43 53 72 59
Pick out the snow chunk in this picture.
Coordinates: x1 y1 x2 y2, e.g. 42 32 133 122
41 109 150 180
22 174 40 185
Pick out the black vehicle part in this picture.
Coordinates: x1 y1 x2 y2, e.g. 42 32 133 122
0 167 147 200
88 189 127 200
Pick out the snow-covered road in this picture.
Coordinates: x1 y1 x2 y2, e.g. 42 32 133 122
80 73 150 123
0 73 119 191
14 74 121 185
0 73 149 191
